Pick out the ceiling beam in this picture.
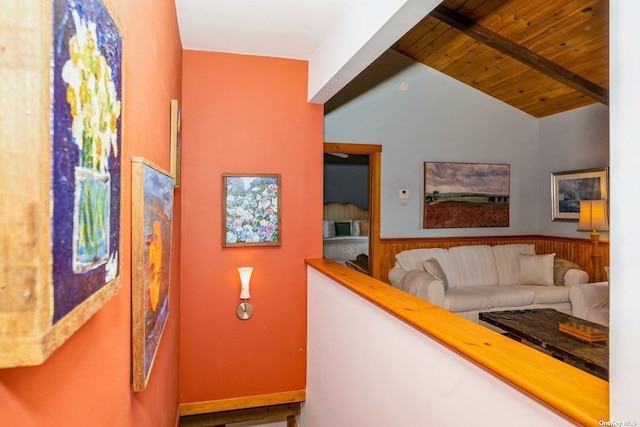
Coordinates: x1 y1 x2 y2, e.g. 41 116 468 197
430 5 609 105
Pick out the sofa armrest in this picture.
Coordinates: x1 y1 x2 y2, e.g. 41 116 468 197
389 269 445 307
569 282 609 322
564 268 589 286
389 267 407 289
414 276 446 307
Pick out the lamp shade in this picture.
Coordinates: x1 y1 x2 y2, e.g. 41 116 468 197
577 200 609 232
238 267 253 299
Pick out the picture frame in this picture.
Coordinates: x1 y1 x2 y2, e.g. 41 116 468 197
423 162 510 228
169 99 182 187
551 168 608 221
0 0 123 368
222 174 281 247
131 157 175 391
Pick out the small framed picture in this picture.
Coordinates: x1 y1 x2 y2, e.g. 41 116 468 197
222 174 281 247
551 168 608 221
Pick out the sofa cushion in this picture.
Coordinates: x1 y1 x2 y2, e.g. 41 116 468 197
491 244 536 285
518 253 555 286
553 258 583 285
444 288 494 312
395 248 460 289
469 285 535 307
449 245 499 288
423 258 449 290
511 284 569 304
395 248 431 271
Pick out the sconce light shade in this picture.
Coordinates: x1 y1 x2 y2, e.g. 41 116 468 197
238 267 253 300
577 200 609 232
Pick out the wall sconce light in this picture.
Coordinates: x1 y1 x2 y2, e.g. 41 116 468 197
577 200 609 282
236 267 254 320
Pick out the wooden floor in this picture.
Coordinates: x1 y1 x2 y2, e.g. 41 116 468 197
179 403 300 427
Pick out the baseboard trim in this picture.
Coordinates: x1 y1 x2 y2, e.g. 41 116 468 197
174 406 181 427
179 390 306 416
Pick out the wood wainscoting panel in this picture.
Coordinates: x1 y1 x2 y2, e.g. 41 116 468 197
377 235 608 284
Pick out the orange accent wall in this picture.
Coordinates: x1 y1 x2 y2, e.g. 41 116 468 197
179 51 323 403
0 0 182 425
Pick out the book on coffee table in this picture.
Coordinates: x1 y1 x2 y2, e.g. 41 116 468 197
559 321 608 343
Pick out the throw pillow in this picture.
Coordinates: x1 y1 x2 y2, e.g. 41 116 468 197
518 253 555 286
322 220 335 238
423 258 449 290
553 258 583 285
334 221 351 236
359 221 370 236
352 221 361 236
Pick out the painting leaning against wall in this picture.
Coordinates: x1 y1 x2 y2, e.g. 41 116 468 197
423 162 510 228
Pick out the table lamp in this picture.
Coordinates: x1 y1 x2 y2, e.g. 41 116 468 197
577 200 609 282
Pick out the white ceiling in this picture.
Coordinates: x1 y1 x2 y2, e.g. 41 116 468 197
175 0 351 60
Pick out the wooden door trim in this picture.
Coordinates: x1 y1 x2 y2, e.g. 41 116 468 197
324 142 382 279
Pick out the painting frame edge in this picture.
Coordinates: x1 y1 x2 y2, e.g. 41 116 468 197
131 156 175 391
222 173 282 248
551 167 609 222
169 99 181 188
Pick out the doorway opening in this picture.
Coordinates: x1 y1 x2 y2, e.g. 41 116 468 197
323 143 382 279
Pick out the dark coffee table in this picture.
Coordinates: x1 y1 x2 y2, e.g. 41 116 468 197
479 309 609 380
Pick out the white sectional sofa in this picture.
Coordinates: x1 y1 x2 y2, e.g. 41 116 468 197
388 244 589 323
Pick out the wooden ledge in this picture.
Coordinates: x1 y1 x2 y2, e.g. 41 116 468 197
306 258 609 425
179 390 305 416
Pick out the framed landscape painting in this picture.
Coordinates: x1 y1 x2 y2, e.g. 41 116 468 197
423 162 510 228
551 168 608 221
222 174 281 247
131 157 174 391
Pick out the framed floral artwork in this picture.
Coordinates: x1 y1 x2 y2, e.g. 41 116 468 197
0 0 123 368
222 174 281 247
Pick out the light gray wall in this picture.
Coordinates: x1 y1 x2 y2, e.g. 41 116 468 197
538 104 610 238
325 49 540 238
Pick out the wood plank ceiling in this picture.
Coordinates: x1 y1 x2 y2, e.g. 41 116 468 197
392 0 609 117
